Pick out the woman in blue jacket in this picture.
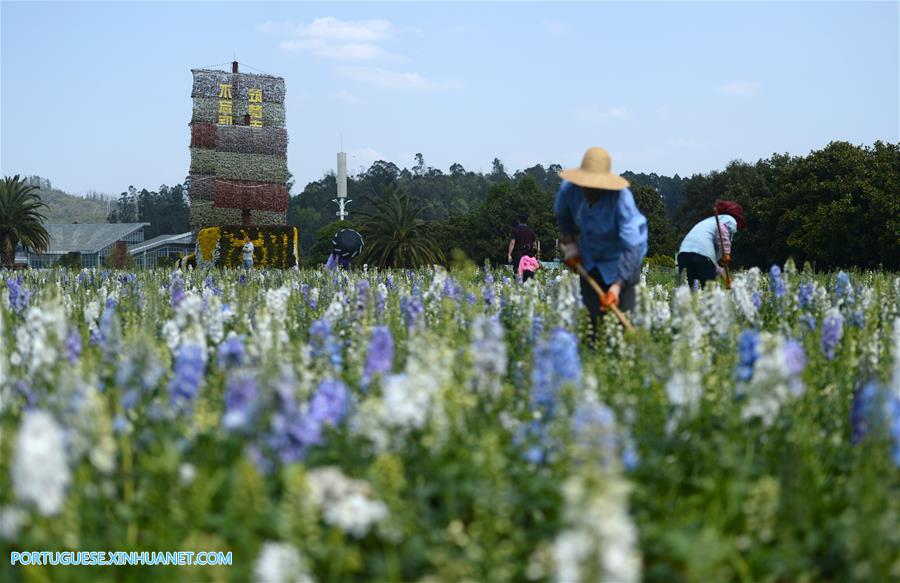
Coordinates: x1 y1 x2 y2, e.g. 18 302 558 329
555 147 648 323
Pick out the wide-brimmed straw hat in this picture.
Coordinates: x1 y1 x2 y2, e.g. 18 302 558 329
559 147 630 191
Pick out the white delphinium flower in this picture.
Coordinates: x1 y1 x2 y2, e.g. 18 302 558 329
16 301 66 381
266 285 291 323
179 463 197 486
254 307 275 355
323 492 389 538
162 293 206 354
731 273 758 324
205 294 224 345
0 507 25 541
891 318 900 397
700 286 733 339
665 370 704 416
740 333 805 427
12 410 71 516
323 295 344 326
253 542 314 583
306 467 389 538
552 475 641 583
470 316 507 398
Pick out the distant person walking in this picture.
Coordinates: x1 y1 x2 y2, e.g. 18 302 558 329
555 147 648 324
676 200 745 288
508 213 537 274
241 235 254 270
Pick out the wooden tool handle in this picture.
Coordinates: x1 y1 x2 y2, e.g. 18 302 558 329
572 263 635 333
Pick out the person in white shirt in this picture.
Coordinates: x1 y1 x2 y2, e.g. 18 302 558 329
242 236 255 270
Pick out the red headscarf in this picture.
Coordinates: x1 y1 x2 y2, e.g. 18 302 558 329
714 199 746 230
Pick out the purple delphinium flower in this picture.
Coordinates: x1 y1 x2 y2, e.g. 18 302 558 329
798 283 814 309
13 380 36 408
273 378 351 462
466 293 477 305
97 298 120 354
571 402 617 462
752 292 762 309
362 326 393 389
851 310 865 328
405 294 424 329
65 328 82 364
300 284 309 301
222 371 258 431
374 288 386 315
6 275 30 314
531 328 581 419
356 279 370 312
168 343 206 409
736 329 760 382
783 339 806 377
170 273 185 309
821 310 844 360
769 265 785 298
217 334 246 369
239 274 246 285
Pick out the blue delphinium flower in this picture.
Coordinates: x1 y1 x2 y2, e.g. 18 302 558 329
204 275 222 296
483 272 495 307
6 275 30 314
362 326 393 389
222 371 258 431
168 343 206 409
13 380 36 408
835 271 852 302
851 310 865 328
571 401 617 464
273 378 351 462
850 381 881 445
752 292 762 309
466 293 477 305
97 298 120 356
375 287 386 315
736 329 760 382
310 319 342 369
65 328 82 364
797 282 814 309
239 274 246 285
531 328 581 419
821 310 844 360
513 420 550 464
769 265 785 298
890 398 900 468
801 314 817 331
531 315 544 342
217 334 246 369
300 283 309 301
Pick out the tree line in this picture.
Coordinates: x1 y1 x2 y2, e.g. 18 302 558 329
102 141 897 269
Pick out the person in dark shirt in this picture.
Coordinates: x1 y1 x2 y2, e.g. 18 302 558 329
508 213 537 274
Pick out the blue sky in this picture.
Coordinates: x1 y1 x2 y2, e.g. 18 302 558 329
2 1 897 196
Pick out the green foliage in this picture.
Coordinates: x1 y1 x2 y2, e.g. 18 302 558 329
104 242 134 269
675 141 899 269
631 185 678 257
356 188 444 268
156 254 181 269
108 184 190 239
58 251 82 269
310 220 354 266
0 175 50 266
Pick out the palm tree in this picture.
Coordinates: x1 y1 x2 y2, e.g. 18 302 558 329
0 175 50 267
356 187 444 268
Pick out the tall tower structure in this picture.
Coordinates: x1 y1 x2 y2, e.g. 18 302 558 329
188 61 289 228
333 151 351 221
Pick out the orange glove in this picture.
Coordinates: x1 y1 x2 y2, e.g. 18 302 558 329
720 254 732 265
562 243 583 270
600 284 620 312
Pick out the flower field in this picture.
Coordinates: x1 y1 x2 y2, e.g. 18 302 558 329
1 264 899 582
